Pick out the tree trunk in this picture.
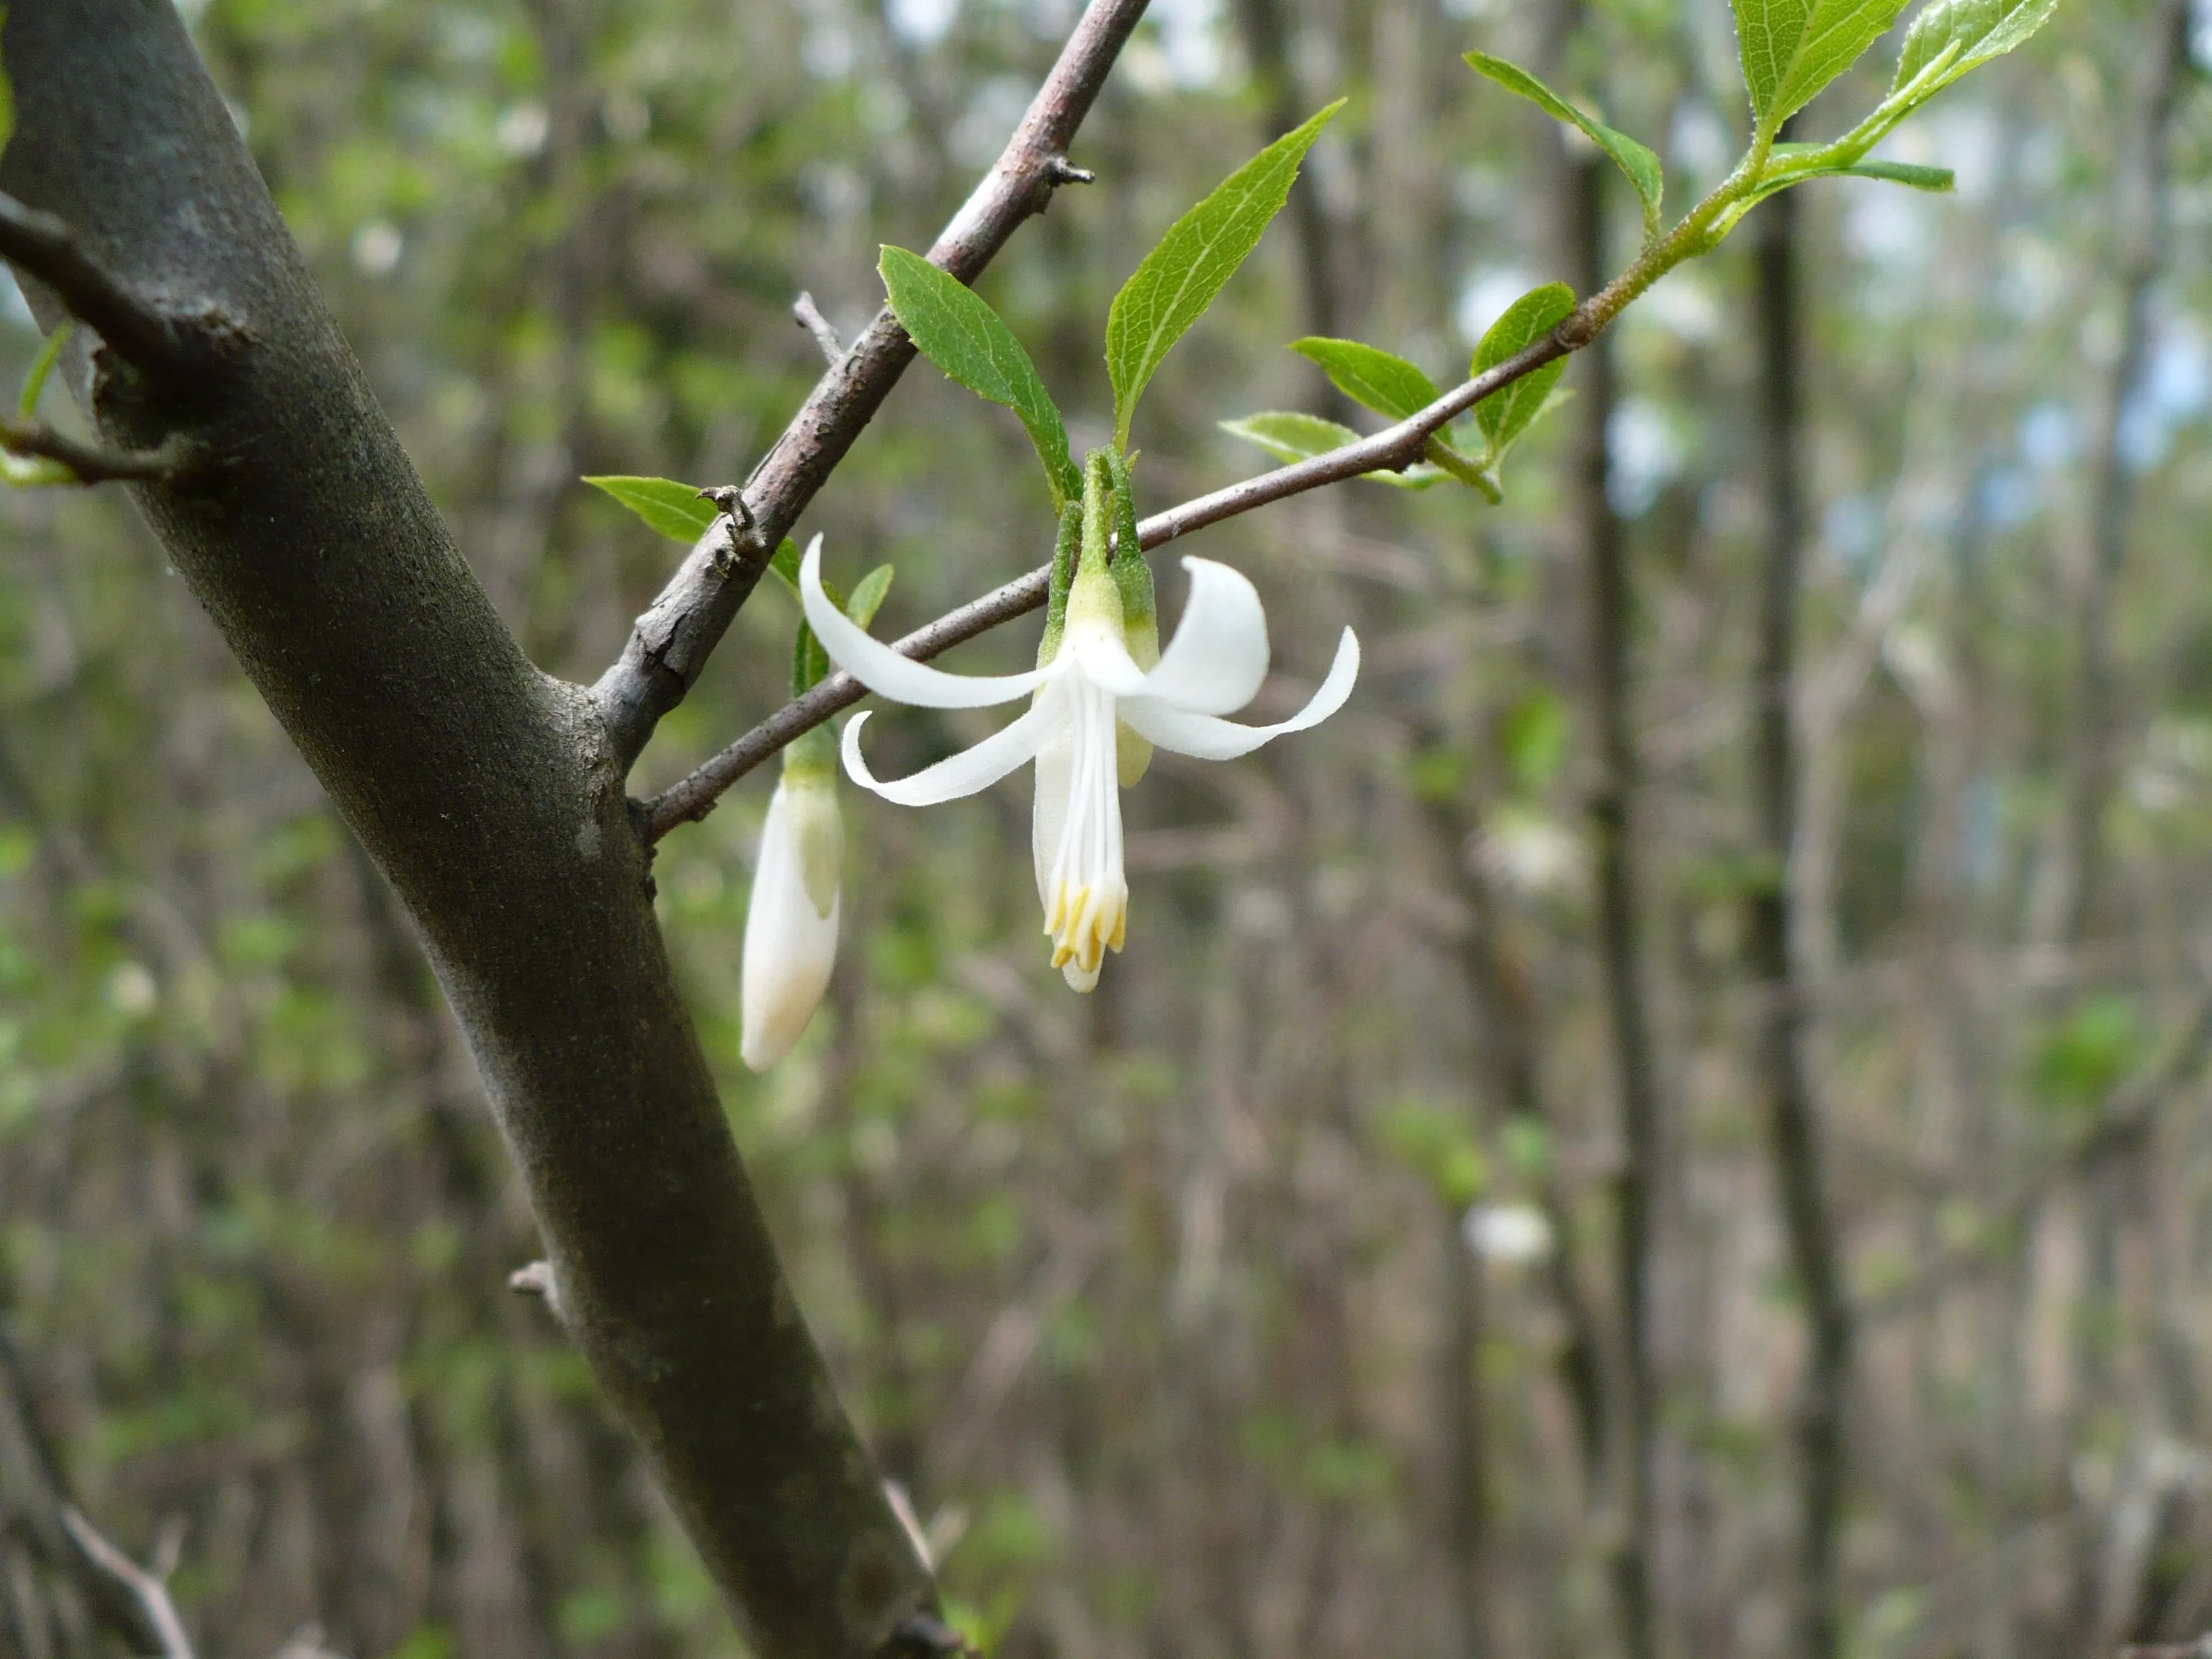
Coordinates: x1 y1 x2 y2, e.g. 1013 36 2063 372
1749 176 1853 1659
0 6 932 1653
2043 0 2190 948
1552 53 1661 1659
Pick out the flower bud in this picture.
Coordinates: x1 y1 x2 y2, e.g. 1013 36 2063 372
739 775 842 1071
785 765 844 918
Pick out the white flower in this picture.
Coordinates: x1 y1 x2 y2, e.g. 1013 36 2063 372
739 772 842 1071
1462 1202 1553 1264
799 534 1358 989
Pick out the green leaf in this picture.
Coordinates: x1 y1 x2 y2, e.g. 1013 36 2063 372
582 475 719 544
1471 283 1575 456
0 9 14 160
845 563 894 629
17 321 68 420
878 245 1081 510
1891 0 2058 101
1733 0 1912 133
1290 337 1441 421
1709 153 1956 240
1219 412 1446 488
1037 500 1082 668
1462 54 1665 237
768 537 862 621
1106 99 1345 451
768 536 804 592
790 618 830 701
1834 160 1955 190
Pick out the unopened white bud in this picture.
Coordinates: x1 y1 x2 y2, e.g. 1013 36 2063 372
785 768 844 918
739 778 842 1071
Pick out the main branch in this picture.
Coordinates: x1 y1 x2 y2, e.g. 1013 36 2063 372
592 0 1152 767
0 2 1130 1650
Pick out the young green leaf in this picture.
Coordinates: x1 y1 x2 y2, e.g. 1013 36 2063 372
769 536 804 592
1462 54 1663 238
0 9 14 160
17 322 68 420
1891 0 2059 102
791 619 831 700
1493 387 1573 467
782 553 888 696
1734 0 1912 135
845 563 894 629
1834 159 1954 190
582 475 719 543
1290 338 1442 421
1105 99 1345 451
878 245 1082 510
1471 283 1575 456
771 537 852 619
1709 154 1955 240
1037 500 1083 668
1219 412 1447 488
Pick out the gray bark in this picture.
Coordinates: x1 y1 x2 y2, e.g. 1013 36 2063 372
2044 0 2191 946
0 4 932 1653
1750 176 1852 1659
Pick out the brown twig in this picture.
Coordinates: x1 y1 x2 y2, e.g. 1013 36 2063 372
0 194 224 375
639 326 1573 840
0 416 192 484
591 0 1153 767
793 292 845 364
1863 986 2212 1322
59 1508 196 1659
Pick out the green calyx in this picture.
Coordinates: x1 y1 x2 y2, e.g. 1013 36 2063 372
1064 453 1124 644
1105 446 1158 671
1037 499 1084 669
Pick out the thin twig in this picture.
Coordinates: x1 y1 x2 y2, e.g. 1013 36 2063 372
0 194 220 375
640 327 1572 839
1863 986 2212 1322
793 292 845 364
591 0 1154 768
0 417 191 485
59 1508 196 1659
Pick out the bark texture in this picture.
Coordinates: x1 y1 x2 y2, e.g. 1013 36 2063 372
2046 0 2191 945
1750 178 1852 1659
0 4 929 1653
1562 134 1660 1659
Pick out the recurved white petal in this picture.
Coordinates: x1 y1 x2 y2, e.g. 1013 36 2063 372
1130 557 1271 714
1029 680 1075 909
1067 625 1152 698
801 535 1049 709
740 781 841 1072
1118 626 1359 760
841 701 1056 806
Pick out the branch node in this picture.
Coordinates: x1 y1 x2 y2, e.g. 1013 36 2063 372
587 0 1151 765
702 483 753 532
793 292 845 363
0 194 240 378
60 1506 197 1659
509 1259 577 1332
